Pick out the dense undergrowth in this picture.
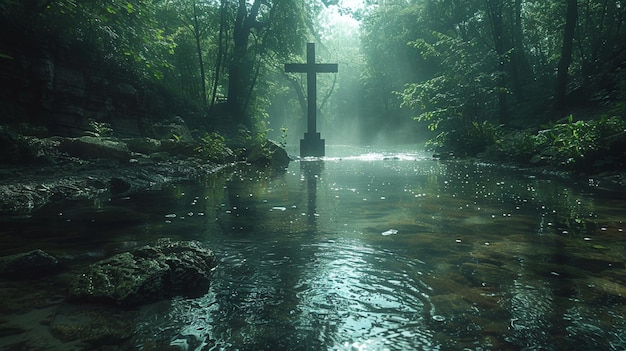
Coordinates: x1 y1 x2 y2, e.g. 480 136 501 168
430 114 626 173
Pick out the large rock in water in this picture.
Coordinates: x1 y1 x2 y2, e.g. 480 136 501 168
68 239 217 307
0 249 59 279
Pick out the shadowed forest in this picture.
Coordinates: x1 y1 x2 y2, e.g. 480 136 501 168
1 0 626 167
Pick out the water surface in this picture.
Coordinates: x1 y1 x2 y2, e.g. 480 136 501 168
1 145 625 350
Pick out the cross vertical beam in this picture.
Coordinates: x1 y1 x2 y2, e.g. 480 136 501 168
285 43 338 157
306 43 317 134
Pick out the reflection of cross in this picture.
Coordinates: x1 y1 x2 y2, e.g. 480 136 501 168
285 43 338 157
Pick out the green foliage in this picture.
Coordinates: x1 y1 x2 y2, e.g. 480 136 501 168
87 119 113 137
361 0 626 156
2 0 177 81
222 0 314 129
225 126 263 158
358 3 426 136
542 115 596 163
261 1 310 61
492 115 626 168
400 29 504 152
195 131 228 163
491 129 541 161
427 120 501 156
2 0 319 131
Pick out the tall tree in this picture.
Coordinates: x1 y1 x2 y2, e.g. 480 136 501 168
554 0 578 116
484 0 510 123
226 0 264 128
191 0 208 108
509 0 531 102
224 0 309 130
210 0 228 111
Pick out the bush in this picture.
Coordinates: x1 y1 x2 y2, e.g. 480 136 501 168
194 131 234 163
491 115 626 169
428 120 501 156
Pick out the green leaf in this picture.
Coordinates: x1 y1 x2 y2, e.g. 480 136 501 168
126 2 134 14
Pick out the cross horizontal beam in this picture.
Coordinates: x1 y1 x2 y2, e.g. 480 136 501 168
284 63 338 73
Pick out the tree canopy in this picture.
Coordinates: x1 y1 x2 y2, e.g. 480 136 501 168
357 0 626 160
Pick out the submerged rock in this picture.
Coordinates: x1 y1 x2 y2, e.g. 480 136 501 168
247 139 290 169
58 136 130 160
68 238 217 307
124 137 162 154
0 249 59 279
109 177 132 194
151 116 195 142
49 303 136 347
381 229 398 236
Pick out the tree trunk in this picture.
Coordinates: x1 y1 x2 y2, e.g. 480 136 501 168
192 0 207 109
226 0 263 129
554 0 578 117
485 0 509 124
210 0 227 112
510 0 531 102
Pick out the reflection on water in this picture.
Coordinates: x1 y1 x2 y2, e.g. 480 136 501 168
1 145 626 350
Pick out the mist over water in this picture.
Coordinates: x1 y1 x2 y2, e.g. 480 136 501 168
268 0 427 148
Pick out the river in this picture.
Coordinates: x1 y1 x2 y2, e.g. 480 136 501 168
1 145 625 350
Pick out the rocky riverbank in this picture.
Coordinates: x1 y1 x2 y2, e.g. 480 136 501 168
0 124 290 350
0 125 290 217
0 151 231 216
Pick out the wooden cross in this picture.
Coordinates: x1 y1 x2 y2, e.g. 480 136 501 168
285 43 338 157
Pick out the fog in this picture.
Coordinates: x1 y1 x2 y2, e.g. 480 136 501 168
266 0 427 148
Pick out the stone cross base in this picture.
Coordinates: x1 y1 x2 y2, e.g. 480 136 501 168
300 132 325 157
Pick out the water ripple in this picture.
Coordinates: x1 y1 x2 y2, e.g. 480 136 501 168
142 238 440 350
289 239 438 350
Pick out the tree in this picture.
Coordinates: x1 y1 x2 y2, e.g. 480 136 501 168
191 0 209 108
210 0 228 111
484 0 510 123
554 0 578 116
226 0 264 126
158 0 220 106
224 0 309 130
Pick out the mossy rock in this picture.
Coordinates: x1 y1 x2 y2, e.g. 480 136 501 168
68 239 216 307
247 140 290 169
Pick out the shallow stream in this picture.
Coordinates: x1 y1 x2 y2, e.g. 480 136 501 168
1 145 625 350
